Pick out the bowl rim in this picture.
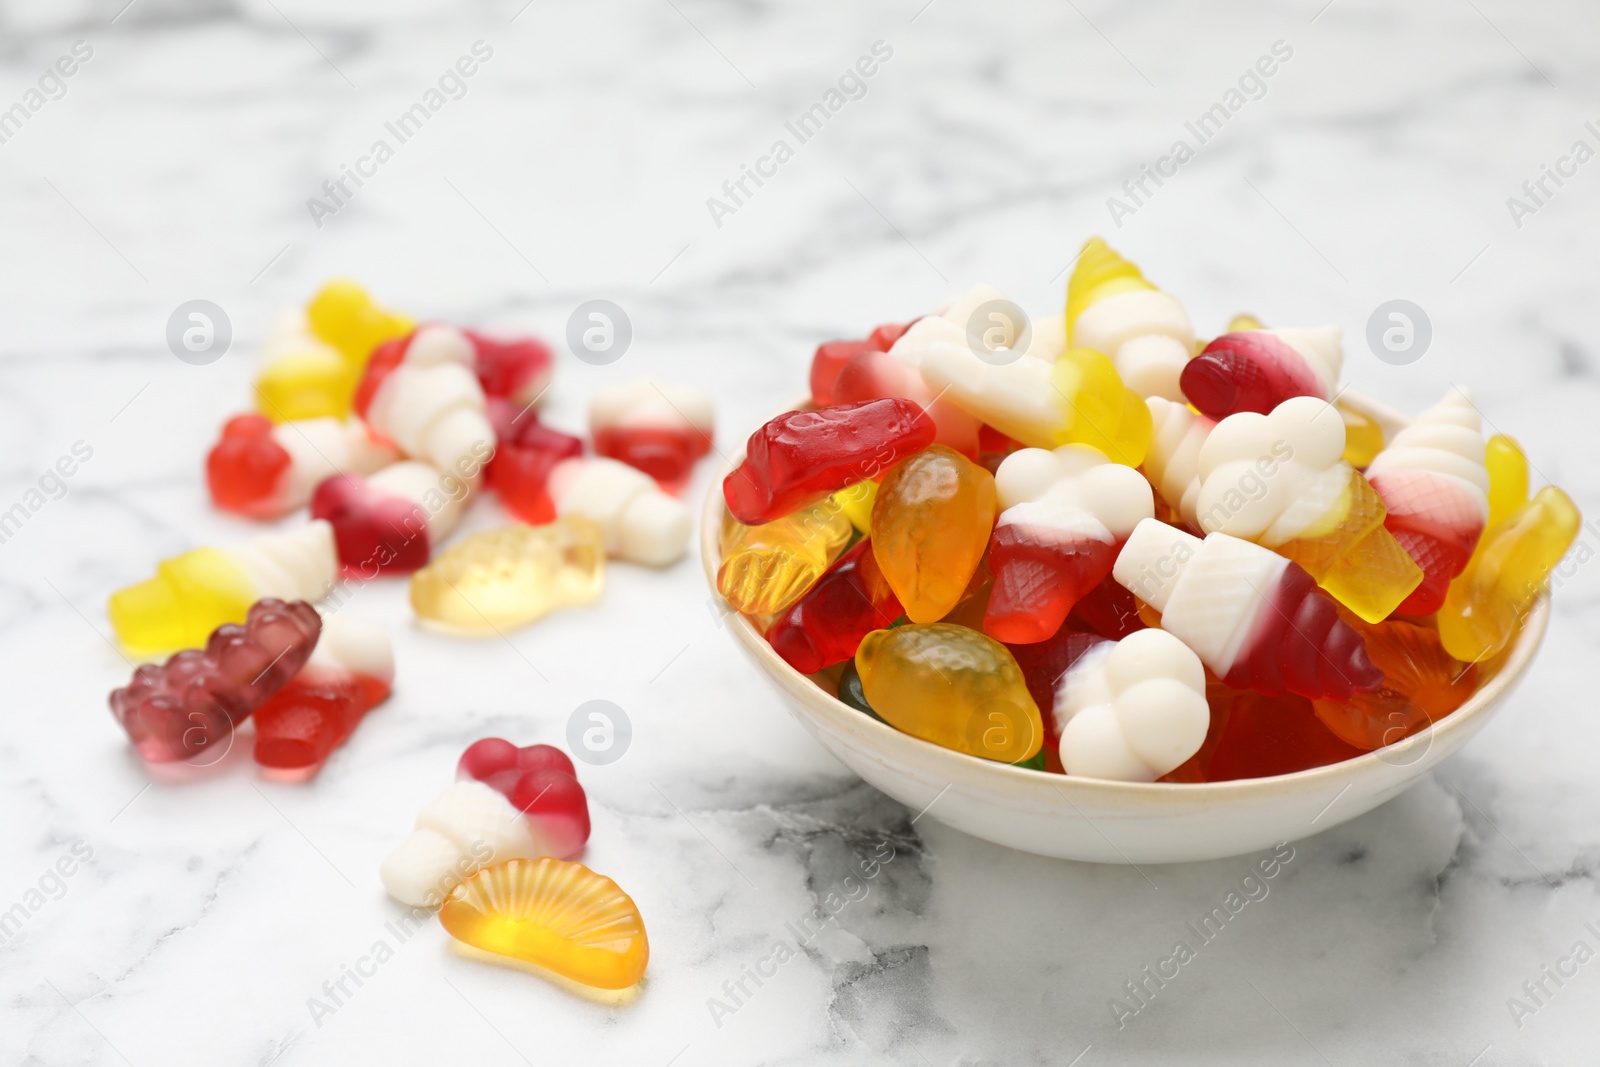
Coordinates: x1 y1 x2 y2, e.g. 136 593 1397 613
701 390 1549 801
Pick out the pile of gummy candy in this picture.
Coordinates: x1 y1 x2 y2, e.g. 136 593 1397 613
103 281 709 989
719 237 1581 783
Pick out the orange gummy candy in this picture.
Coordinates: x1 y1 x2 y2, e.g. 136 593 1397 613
871 445 997 623
439 858 648 990
1312 618 1476 751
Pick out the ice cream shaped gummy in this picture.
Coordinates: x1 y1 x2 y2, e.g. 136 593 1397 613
206 413 396 519
1364 389 1490 615
1143 396 1214 528
108 521 338 654
985 444 1154 643
1112 518 1382 701
353 324 495 480
1052 628 1210 782
835 320 981 459
589 378 713 488
1194 396 1422 623
549 457 692 567
1181 326 1343 420
253 613 394 772
912 315 1153 466
311 460 468 576
1064 238 1197 403
380 739 590 908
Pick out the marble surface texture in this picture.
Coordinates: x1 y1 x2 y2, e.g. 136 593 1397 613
2 0 1599 1064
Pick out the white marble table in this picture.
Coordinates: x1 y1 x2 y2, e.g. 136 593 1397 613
3 0 1599 1063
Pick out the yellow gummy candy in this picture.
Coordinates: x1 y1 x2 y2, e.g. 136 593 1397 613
306 279 413 364
831 480 879 533
1269 467 1422 624
1338 403 1385 469
1065 237 1155 337
254 350 357 423
410 519 604 633
108 547 258 654
1438 486 1580 663
871 446 997 623
1485 434 1529 529
718 503 853 616
1226 313 1266 333
439 858 648 990
855 623 1043 762
1050 348 1152 466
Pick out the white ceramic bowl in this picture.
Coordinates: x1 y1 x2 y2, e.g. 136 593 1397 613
702 393 1549 864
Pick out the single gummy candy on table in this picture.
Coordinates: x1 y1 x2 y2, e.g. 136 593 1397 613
547 456 692 566
380 739 590 908
1194 395 1422 622
306 278 413 365
310 461 468 576
855 622 1043 762
205 413 396 519
1365 389 1490 615
1064 237 1197 402
353 324 496 478
484 397 585 525
1438 485 1581 664
109 599 322 763
872 444 998 623
409 518 605 633
766 538 903 675
253 614 394 772
723 398 936 526
440 857 648 990
718 500 854 616
1180 325 1343 420
1112 518 1383 701
108 521 338 655
984 443 1154 643
1051 628 1211 782
589 378 713 489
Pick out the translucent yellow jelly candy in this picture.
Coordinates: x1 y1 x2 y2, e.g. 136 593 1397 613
1338 403 1385 469
108 548 258 654
1439 486 1580 663
1065 237 1155 336
306 279 413 364
1050 348 1152 466
439 858 648 990
1269 467 1422 624
871 446 997 623
1226 313 1266 333
1485 434 1529 529
855 623 1043 762
831 480 878 533
718 503 852 616
410 519 604 633
255 350 356 423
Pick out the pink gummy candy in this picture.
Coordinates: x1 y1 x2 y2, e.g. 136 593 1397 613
109 599 322 763
456 738 590 857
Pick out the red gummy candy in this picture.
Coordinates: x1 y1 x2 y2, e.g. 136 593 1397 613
808 319 915 407
1180 331 1327 420
457 738 589 857
1205 686 1364 781
253 669 391 772
485 398 585 524
983 521 1119 645
354 333 409 423
310 473 431 576
1223 564 1384 702
767 538 903 674
1066 576 1148 641
1006 628 1108 754
206 414 290 517
109 599 321 763
466 329 553 402
594 425 708 490
723 398 935 525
